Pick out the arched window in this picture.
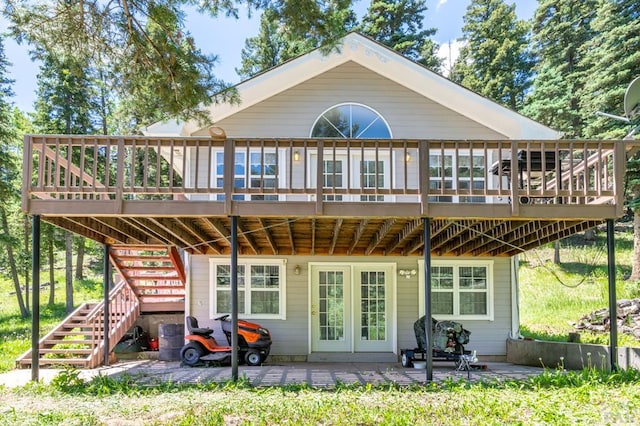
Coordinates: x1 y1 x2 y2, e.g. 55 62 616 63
311 103 391 138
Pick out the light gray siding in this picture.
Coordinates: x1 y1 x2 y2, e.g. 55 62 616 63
194 62 506 140
187 254 512 357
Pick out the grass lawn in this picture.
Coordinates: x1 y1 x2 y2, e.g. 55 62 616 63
1 368 639 425
518 228 640 347
1 230 640 424
0 273 103 373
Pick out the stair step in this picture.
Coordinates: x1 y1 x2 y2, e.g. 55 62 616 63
54 331 95 336
40 348 92 354
19 358 90 366
44 339 93 346
121 266 176 271
129 276 181 282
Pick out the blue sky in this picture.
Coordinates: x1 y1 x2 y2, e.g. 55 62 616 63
2 0 537 113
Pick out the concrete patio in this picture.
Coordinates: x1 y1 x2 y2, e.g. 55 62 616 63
0 360 544 388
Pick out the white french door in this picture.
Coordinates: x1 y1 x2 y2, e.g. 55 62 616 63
310 264 395 353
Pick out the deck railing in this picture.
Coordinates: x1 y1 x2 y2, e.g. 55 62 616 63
23 135 628 213
85 280 140 368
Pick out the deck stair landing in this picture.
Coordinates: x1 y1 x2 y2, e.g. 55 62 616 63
109 245 186 313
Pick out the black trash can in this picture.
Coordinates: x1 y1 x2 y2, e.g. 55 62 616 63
158 323 184 361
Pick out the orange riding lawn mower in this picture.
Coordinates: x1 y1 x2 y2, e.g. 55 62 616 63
180 315 272 366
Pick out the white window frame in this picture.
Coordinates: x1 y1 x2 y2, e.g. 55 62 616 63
212 149 285 201
418 259 494 321
209 258 287 320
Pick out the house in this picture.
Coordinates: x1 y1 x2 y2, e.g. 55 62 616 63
20 33 627 370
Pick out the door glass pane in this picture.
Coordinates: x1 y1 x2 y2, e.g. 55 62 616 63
318 270 344 341
360 271 386 341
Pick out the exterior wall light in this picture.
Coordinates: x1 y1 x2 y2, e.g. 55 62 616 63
294 265 301 275
398 268 417 279
293 150 300 162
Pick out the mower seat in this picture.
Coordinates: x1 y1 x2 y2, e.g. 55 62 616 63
186 316 213 337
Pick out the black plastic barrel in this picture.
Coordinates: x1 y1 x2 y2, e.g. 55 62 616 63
158 323 184 361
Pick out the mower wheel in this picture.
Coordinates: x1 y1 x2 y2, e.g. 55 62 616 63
180 343 203 366
245 350 263 366
401 352 412 368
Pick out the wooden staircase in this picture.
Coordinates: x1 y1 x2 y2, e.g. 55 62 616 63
17 245 185 369
109 245 186 313
17 280 140 368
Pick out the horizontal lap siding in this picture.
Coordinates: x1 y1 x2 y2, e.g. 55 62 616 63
396 257 512 356
188 255 309 356
193 62 506 139
189 254 512 357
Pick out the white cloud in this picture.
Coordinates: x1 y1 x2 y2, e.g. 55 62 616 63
436 0 449 10
437 39 465 76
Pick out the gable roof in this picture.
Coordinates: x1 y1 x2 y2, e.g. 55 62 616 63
145 32 561 139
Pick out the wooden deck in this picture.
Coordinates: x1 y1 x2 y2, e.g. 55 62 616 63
22 135 635 257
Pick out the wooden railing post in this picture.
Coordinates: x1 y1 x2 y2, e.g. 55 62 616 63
419 140 430 216
116 138 125 213
316 140 324 215
510 141 520 216
22 135 33 213
224 139 234 215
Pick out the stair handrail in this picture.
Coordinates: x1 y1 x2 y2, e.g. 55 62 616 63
85 279 140 367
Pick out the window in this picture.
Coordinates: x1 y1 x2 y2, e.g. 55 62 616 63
429 154 453 202
215 152 245 201
458 155 486 203
210 259 286 319
214 151 280 201
360 160 385 202
428 153 486 203
323 159 344 201
311 103 391 139
418 260 493 320
250 152 278 201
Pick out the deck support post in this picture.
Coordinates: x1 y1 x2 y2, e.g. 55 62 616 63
231 215 239 381
103 244 111 366
31 215 40 382
423 217 433 382
606 218 618 371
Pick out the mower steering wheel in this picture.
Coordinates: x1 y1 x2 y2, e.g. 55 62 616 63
215 314 229 321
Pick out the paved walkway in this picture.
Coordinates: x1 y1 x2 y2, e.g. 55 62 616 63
0 361 544 388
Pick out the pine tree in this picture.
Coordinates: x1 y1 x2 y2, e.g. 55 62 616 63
32 54 100 312
578 1 640 279
237 5 356 79
0 35 29 318
580 0 640 139
450 0 533 111
359 0 442 71
523 0 598 137
32 55 97 134
5 0 357 120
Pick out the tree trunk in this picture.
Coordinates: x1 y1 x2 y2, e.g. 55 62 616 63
630 210 640 281
554 240 561 264
48 237 55 306
1 206 29 318
65 230 74 313
75 237 85 280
